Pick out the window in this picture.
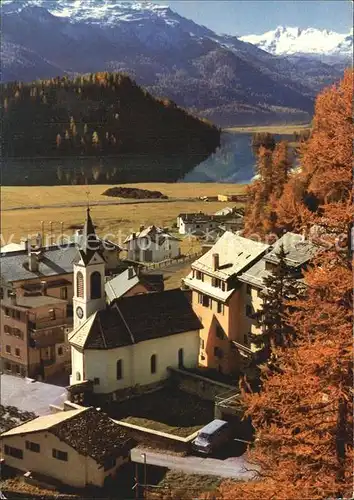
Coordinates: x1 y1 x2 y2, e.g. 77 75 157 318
15 310 21 320
214 347 223 358
212 277 221 288
202 295 210 307
90 272 101 299
196 271 204 281
216 325 225 340
76 271 84 298
150 354 157 374
5 362 11 371
15 348 20 357
15 364 20 374
7 290 12 298
209 299 213 309
104 457 116 472
57 346 63 356
178 348 184 368
49 309 56 320
4 325 10 334
60 287 68 300
116 359 123 380
5 345 11 354
76 371 81 381
246 284 252 295
26 441 40 453
200 338 205 350
94 377 100 385
0 288 3 300
4 308 10 317
217 302 224 314
4 445 23 459
52 449 68 461
246 305 253 317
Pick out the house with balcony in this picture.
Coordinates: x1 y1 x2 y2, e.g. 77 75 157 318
183 232 269 376
238 232 321 357
1 293 72 380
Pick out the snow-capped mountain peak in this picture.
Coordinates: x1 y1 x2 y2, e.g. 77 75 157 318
240 25 352 58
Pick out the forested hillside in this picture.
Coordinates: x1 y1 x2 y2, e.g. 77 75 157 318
1 72 220 184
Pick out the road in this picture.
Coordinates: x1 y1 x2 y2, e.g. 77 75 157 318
2 197 197 212
130 448 258 480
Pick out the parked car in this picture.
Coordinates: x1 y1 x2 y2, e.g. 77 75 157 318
192 419 230 455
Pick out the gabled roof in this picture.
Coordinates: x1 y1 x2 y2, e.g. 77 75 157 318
238 258 270 289
124 225 180 244
69 289 202 350
16 295 68 308
0 407 133 465
264 232 320 267
105 268 142 303
192 232 269 279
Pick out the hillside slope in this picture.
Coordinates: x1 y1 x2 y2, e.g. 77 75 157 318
1 72 220 185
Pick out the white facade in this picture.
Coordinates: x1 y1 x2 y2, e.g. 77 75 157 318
73 252 106 330
70 329 199 394
126 235 180 262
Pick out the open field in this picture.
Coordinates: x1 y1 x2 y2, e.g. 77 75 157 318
226 123 311 134
1 183 246 210
1 184 246 252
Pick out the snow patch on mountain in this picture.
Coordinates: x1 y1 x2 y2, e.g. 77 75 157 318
240 26 352 58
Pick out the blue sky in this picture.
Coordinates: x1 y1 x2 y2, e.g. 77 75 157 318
156 1 352 35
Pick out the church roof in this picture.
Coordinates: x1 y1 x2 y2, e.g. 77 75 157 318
69 289 202 350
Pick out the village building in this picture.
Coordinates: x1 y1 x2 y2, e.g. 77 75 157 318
0 211 129 381
105 267 164 303
0 407 134 489
0 240 76 380
238 232 321 356
125 225 180 263
177 212 243 236
69 212 201 401
183 232 269 375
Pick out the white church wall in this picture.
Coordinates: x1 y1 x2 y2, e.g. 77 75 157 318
81 330 200 394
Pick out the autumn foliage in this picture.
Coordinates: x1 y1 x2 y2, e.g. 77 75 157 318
212 69 353 499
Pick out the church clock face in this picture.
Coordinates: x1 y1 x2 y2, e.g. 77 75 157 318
76 306 84 319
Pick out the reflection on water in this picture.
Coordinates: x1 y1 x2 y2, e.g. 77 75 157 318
182 131 288 183
2 132 287 186
182 132 255 184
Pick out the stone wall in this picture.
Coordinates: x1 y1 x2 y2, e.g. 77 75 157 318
167 367 237 401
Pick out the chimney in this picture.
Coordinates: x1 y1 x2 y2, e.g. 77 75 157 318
40 280 47 296
128 267 134 280
139 225 145 233
9 292 17 306
21 238 29 252
28 251 39 272
35 232 42 249
212 253 219 271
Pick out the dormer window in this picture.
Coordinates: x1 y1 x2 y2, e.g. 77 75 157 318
196 271 204 281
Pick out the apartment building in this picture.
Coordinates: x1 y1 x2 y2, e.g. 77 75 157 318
183 232 269 375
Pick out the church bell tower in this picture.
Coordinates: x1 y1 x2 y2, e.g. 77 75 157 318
73 208 106 330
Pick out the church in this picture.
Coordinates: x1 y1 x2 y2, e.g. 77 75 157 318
68 209 202 400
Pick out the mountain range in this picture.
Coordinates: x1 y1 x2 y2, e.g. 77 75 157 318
240 26 352 60
1 1 350 126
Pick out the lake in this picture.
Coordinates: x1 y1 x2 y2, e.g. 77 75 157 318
1 131 289 186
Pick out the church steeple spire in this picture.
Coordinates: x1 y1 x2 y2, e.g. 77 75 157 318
81 207 100 255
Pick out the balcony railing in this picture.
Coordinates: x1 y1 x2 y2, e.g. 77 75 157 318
28 316 72 331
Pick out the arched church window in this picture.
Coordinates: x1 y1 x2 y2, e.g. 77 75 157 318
90 271 101 299
150 354 157 374
116 359 123 380
76 272 84 298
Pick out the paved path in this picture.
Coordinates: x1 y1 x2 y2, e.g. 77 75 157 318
131 448 258 480
3 197 197 212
